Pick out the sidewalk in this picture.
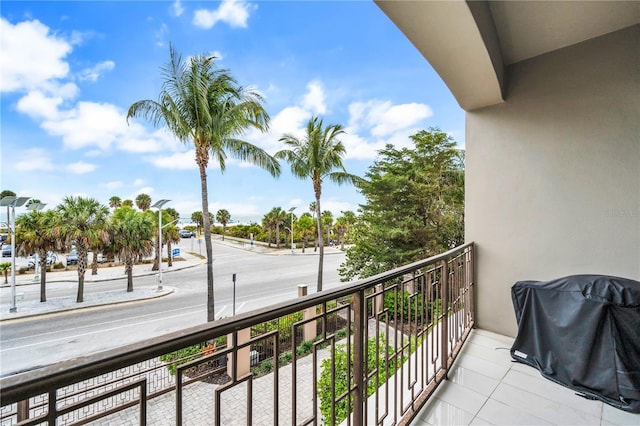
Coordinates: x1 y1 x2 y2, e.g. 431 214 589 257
0 251 205 321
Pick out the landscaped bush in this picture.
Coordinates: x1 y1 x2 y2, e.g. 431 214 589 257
159 336 227 376
318 335 403 425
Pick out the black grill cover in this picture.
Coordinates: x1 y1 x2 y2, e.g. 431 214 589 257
510 274 640 413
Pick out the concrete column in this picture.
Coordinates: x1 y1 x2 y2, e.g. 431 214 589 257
375 284 384 315
227 327 251 378
298 285 317 342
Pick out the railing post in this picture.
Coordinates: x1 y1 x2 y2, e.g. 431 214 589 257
375 284 384 315
17 399 28 422
441 259 449 376
352 289 366 425
227 328 251 378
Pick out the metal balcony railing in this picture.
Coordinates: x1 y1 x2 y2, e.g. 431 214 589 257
0 242 474 426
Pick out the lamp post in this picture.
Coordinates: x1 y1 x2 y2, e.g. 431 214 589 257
26 203 46 282
152 199 170 291
288 207 296 254
1 196 31 313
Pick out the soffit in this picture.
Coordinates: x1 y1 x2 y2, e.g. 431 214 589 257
375 1 640 111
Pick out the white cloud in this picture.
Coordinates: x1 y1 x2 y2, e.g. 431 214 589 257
79 60 115 82
13 148 54 172
348 100 433 137
16 91 63 120
193 0 254 29
0 18 72 92
66 161 97 174
147 150 198 170
322 199 360 217
101 181 123 190
302 80 326 115
132 179 145 187
172 0 184 17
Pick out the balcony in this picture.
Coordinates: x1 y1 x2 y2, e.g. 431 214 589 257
1 242 638 425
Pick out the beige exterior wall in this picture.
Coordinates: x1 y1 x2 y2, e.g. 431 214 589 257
466 25 640 337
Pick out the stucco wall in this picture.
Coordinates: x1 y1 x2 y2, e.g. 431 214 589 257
466 25 640 337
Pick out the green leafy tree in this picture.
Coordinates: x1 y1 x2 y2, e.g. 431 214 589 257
127 45 280 321
276 117 360 292
57 196 110 302
122 199 134 208
135 193 152 211
16 209 60 302
110 207 155 292
339 128 464 281
109 196 122 209
216 209 231 241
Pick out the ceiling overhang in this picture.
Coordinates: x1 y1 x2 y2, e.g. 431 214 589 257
375 1 640 112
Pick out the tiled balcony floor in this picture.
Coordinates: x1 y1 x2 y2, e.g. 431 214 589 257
412 329 640 426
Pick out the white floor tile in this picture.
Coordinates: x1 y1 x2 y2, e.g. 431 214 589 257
469 416 495 425
602 404 640 425
460 341 513 366
449 365 500 397
467 332 514 350
417 398 475 426
490 382 601 425
476 399 552 425
452 353 510 380
501 369 603 418
431 380 487 416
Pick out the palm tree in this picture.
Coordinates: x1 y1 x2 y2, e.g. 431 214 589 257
191 211 204 235
57 196 110 302
216 209 231 241
165 225 181 267
109 196 122 209
321 210 334 244
261 210 275 247
0 262 10 284
269 207 286 248
110 207 154 292
127 45 280 321
296 213 315 253
276 117 360 292
309 201 318 252
135 194 152 211
122 199 134 208
16 209 59 302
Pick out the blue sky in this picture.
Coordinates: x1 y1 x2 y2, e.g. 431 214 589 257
1 0 464 223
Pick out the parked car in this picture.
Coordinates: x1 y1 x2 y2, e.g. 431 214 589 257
28 252 58 268
97 253 114 263
66 250 78 265
179 230 195 238
1 245 12 257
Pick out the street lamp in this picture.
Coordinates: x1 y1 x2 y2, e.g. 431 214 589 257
26 203 46 282
1 196 31 313
288 207 296 254
152 199 170 291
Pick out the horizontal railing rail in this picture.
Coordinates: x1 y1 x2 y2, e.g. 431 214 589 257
1 242 474 426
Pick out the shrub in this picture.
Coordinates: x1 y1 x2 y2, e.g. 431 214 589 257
318 335 403 425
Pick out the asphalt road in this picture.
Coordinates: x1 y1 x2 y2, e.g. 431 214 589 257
0 240 347 376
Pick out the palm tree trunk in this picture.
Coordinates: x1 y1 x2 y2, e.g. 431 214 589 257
196 153 215 322
39 252 47 302
167 242 173 267
91 252 98 275
76 248 87 302
315 195 323 292
276 225 280 248
152 229 159 271
126 259 133 292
